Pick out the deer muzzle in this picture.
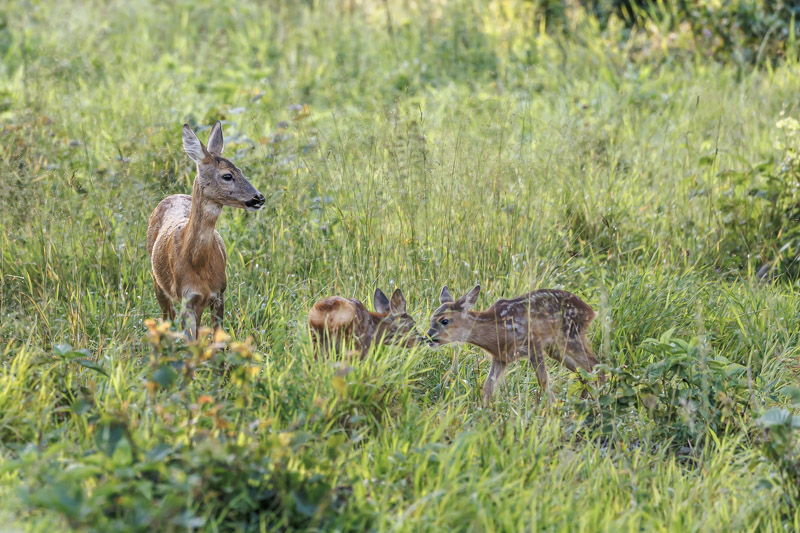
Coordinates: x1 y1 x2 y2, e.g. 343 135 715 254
245 193 266 211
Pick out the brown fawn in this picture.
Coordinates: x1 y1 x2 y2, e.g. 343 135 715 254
146 122 265 339
309 288 421 358
426 285 604 404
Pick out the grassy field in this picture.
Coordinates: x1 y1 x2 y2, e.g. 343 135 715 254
2 0 800 530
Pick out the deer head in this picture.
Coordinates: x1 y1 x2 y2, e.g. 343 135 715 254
426 284 481 346
373 288 421 348
183 121 265 211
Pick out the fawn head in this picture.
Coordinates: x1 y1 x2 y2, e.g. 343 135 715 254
373 288 421 347
183 122 265 211
427 284 481 346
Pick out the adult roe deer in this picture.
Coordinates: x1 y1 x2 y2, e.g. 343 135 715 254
309 288 421 358
146 122 265 339
426 285 604 404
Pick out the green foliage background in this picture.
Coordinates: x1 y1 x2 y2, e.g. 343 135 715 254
1 0 800 530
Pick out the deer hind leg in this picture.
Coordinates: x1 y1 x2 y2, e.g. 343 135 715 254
153 280 175 321
528 340 555 405
310 328 323 359
482 359 508 405
313 326 350 360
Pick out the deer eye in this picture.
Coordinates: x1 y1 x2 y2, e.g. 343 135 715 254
440 318 450 326
221 173 233 181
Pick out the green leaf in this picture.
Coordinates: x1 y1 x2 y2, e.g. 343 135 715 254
75 359 108 377
71 397 92 415
95 422 124 457
645 361 667 379
146 443 173 462
291 431 314 450
723 363 747 377
781 385 800 405
756 478 774 490
599 394 616 406
54 343 92 360
758 408 792 428
152 365 178 389
171 511 206 528
53 343 73 356
28 481 87 519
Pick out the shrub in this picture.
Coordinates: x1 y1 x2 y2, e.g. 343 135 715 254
579 329 751 449
758 388 800 506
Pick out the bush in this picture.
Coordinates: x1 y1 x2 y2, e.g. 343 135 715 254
551 1 800 65
580 329 751 449
0 324 351 532
711 115 800 281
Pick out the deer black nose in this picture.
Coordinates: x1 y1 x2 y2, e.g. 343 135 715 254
246 194 265 208
426 330 438 345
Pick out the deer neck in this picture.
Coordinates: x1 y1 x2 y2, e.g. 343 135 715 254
368 311 390 345
464 310 506 357
183 178 222 267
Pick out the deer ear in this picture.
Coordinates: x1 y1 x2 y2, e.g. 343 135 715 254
389 288 406 315
373 288 390 314
183 124 208 162
457 284 480 311
439 285 454 305
207 121 224 156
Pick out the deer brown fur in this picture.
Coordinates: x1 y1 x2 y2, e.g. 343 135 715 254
309 288 421 358
146 122 265 339
426 285 604 404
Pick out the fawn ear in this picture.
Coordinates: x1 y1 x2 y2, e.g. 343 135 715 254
439 285 454 305
373 288 391 314
389 288 407 315
183 124 208 162
457 284 480 311
207 121 224 156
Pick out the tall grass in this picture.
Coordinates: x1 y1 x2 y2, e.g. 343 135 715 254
1 0 799 530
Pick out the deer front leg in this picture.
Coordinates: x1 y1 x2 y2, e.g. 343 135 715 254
210 292 224 333
153 279 175 321
482 359 508 405
180 294 204 341
551 338 599 399
528 341 555 405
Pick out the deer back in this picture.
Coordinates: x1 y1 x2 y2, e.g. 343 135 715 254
309 296 373 356
489 289 596 331
308 288 419 358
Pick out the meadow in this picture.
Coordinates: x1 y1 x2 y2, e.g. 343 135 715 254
1 0 800 530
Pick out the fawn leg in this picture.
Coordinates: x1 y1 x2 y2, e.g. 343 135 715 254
528 340 555 405
566 334 606 386
547 341 594 397
482 359 508 405
548 342 582 373
154 280 175 321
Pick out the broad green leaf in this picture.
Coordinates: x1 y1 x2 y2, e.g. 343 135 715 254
152 365 178 389
758 408 791 428
95 422 124 457
75 358 108 377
